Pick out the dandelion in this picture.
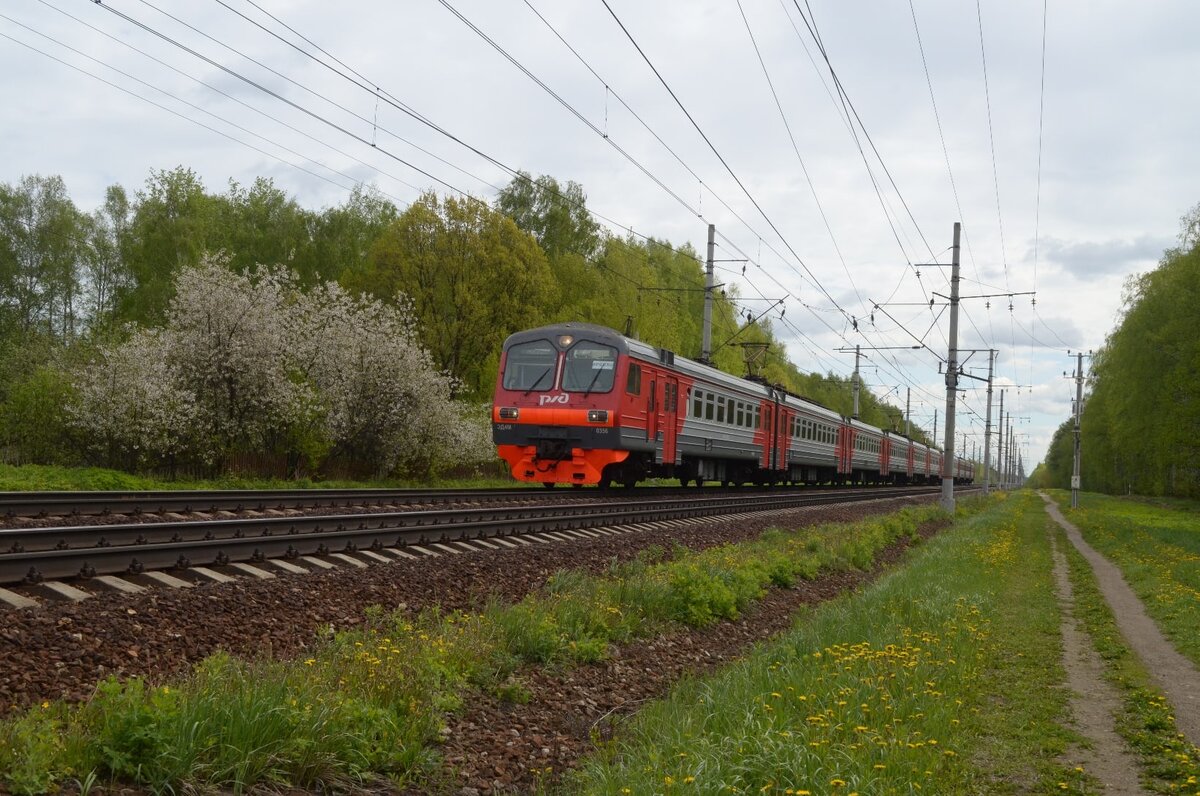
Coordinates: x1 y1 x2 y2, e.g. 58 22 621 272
304 658 316 666
40 701 49 709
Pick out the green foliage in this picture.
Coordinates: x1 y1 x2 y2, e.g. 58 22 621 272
0 706 71 796
349 191 556 397
1056 205 1200 497
0 365 77 464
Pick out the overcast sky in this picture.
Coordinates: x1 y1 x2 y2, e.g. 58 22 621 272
4 0 1198 472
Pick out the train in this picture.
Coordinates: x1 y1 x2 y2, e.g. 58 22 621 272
491 322 975 489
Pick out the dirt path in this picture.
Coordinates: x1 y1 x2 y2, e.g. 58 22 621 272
1039 493 1200 748
1047 529 1146 794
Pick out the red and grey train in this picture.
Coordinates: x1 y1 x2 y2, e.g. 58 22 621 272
492 322 975 488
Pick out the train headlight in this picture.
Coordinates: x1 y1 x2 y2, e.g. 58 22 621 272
498 407 519 420
587 409 609 423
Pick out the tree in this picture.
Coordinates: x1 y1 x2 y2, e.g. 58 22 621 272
495 172 601 261
0 174 88 338
296 184 398 285
211 177 311 276
84 184 133 327
352 192 556 397
121 167 215 323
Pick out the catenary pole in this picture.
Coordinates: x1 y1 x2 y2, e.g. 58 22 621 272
1071 351 1084 508
996 390 1005 490
852 345 861 420
982 350 995 494
905 387 911 437
940 222 962 512
701 223 715 362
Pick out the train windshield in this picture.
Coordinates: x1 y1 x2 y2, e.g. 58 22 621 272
562 341 617 394
502 339 558 391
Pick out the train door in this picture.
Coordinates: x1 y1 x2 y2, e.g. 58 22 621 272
760 402 773 470
906 443 915 478
661 377 680 465
881 436 891 477
769 395 783 472
835 423 854 477
646 377 658 446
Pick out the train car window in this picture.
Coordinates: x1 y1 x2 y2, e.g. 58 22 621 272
716 396 726 424
502 339 558 391
736 404 745 427
562 342 618 393
705 393 715 421
754 407 761 429
625 363 642 395
693 389 703 418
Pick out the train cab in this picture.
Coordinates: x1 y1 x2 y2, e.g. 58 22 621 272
492 323 630 486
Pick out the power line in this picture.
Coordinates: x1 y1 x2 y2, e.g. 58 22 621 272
733 0 865 315
975 0 1010 288
11 8 419 206
599 0 851 323
0 29 360 199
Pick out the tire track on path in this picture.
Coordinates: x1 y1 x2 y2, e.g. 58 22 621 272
1040 492 1200 747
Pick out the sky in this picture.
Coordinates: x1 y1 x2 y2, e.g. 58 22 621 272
3 0 1198 473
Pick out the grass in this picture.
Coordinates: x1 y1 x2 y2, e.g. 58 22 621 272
1051 490 1200 667
567 492 1088 795
0 498 968 793
1053 517 1200 793
0 462 522 492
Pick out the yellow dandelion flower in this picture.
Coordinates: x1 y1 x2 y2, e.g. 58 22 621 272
304 658 316 666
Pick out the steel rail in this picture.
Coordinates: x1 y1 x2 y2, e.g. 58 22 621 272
0 487 552 518
0 487 951 585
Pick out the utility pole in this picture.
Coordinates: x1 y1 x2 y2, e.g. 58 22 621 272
1071 351 1084 508
933 409 938 445
1006 422 1014 490
701 223 715 362
852 345 863 419
996 390 1005 491
940 222 962 512
905 387 911 437
982 350 995 495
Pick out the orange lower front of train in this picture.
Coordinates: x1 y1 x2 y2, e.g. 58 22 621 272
496 444 629 485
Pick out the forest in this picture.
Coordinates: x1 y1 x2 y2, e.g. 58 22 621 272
0 167 927 480
1029 206 1200 498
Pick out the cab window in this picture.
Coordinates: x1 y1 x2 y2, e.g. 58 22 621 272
562 341 618 393
502 339 558 391
626 363 642 395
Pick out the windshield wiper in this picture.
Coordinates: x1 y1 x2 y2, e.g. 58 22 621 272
523 366 553 396
582 366 606 398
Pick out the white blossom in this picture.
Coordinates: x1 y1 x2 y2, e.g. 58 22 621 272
69 258 493 477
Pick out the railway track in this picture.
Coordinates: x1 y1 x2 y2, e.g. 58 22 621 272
0 486 554 519
0 486 956 589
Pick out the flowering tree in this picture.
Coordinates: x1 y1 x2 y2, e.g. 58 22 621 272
70 259 493 477
70 328 198 471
